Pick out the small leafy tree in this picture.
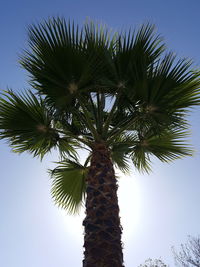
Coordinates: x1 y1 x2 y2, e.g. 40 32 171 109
172 236 200 267
138 258 169 267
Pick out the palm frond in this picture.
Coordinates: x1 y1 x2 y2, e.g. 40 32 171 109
110 133 138 173
111 149 130 173
111 52 200 140
0 90 59 158
50 159 87 214
143 129 193 161
20 18 116 107
146 53 200 109
131 129 193 173
112 23 165 88
20 18 91 107
57 137 79 160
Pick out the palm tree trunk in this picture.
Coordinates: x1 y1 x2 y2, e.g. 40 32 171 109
83 142 124 267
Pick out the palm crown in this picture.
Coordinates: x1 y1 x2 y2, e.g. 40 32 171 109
0 18 200 214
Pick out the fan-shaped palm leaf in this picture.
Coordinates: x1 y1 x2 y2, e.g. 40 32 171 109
50 159 87 214
20 18 115 109
20 18 90 108
112 24 165 89
110 133 138 173
107 55 200 142
131 129 193 173
0 90 60 158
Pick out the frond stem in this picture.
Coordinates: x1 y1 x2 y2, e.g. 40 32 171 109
107 116 138 145
78 96 100 141
102 91 121 138
89 94 98 129
84 154 92 167
56 129 91 147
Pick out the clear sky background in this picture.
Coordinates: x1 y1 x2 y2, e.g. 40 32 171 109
0 1 200 266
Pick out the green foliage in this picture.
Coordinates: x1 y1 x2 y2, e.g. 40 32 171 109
131 129 193 173
50 159 87 214
20 18 112 110
0 17 200 213
138 258 169 267
110 133 137 173
112 24 165 88
0 90 58 158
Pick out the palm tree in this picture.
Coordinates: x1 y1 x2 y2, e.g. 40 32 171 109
0 18 200 267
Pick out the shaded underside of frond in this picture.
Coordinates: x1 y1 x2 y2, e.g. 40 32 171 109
0 90 58 158
50 159 87 214
0 90 80 159
131 129 193 173
20 18 116 109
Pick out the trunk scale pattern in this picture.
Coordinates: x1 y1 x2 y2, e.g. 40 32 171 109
83 142 124 267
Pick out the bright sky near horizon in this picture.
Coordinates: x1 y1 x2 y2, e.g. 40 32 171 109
0 1 200 266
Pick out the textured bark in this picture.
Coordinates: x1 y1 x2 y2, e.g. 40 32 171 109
83 142 124 267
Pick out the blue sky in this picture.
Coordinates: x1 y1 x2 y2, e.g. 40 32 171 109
0 0 200 266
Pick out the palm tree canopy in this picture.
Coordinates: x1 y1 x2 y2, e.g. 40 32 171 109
0 17 200 213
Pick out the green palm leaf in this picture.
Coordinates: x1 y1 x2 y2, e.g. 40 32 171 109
0 90 59 158
109 54 200 141
20 18 114 109
131 129 193 173
20 18 90 107
50 159 87 214
110 133 138 173
111 147 130 173
146 53 200 109
112 23 165 89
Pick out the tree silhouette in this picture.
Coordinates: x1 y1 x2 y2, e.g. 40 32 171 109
173 236 200 266
138 258 169 267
